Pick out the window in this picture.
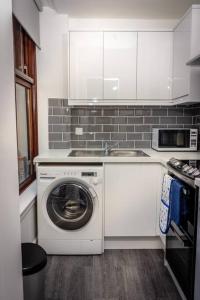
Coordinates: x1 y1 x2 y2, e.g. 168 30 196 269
13 17 38 193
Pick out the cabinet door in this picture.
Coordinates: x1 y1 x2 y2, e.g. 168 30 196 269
191 8 200 60
172 13 191 99
69 32 103 100
105 163 160 237
137 32 172 100
104 32 137 99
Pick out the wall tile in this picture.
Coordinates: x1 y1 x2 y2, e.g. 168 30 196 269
160 117 177 124
95 133 111 140
48 116 63 124
87 141 102 148
103 108 119 116
144 117 159 124
177 116 193 124
111 133 126 140
96 117 112 124
103 125 118 132
49 133 62 141
135 109 151 116
135 125 151 132
127 117 143 124
79 116 96 124
52 124 71 132
119 125 135 132
119 141 135 148
119 108 134 116
135 141 151 148
112 117 127 124
152 109 167 116
127 133 142 140
168 108 183 116
71 141 87 148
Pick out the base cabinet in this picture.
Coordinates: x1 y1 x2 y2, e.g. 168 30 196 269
105 163 162 237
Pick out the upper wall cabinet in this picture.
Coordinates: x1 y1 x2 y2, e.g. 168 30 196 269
172 12 191 99
137 32 173 100
104 32 137 100
68 30 173 105
172 6 200 101
69 32 103 100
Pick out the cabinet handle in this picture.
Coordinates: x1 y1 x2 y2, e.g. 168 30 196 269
24 65 28 75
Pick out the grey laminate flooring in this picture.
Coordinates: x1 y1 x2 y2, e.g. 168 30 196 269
44 249 181 300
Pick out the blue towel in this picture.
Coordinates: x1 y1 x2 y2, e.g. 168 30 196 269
169 179 184 226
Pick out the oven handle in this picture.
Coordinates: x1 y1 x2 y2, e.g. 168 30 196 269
171 221 191 247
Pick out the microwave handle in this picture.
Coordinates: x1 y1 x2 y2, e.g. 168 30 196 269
171 221 191 247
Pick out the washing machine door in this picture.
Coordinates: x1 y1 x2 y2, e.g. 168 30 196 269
46 180 94 230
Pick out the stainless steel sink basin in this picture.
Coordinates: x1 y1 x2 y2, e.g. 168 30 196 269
68 150 105 157
108 150 149 157
68 149 149 157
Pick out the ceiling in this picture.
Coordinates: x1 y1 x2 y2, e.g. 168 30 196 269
41 0 200 19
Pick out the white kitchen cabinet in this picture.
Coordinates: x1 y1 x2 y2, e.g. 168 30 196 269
69 32 103 100
190 7 200 60
105 163 162 237
172 6 200 101
137 32 173 100
172 12 191 99
104 32 137 100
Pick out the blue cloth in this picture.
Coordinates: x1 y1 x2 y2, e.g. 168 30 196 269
169 179 184 226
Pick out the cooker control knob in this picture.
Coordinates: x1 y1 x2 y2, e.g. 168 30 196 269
187 167 195 175
193 170 200 177
182 165 191 172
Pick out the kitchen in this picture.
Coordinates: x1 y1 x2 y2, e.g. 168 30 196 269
1 0 200 300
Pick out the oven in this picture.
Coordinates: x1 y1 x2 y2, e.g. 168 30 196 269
166 160 199 300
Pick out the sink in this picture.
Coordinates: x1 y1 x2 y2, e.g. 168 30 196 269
68 150 105 157
108 150 149 157
68 149 149 157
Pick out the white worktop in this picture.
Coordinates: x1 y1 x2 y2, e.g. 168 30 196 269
34 148 200 167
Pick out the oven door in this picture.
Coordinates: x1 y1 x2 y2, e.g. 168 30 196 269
159 129 190 149
166 221 195 299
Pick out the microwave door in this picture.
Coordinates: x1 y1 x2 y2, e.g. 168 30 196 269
177 132 184 147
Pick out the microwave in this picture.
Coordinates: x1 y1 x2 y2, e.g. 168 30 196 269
152 128 198 151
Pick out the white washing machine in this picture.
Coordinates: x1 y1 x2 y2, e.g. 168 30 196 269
37 165 104 255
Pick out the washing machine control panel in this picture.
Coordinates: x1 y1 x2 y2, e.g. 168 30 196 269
64 170 98 177
81 172 97 177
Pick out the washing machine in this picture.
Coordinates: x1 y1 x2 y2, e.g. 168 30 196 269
37 165 104 255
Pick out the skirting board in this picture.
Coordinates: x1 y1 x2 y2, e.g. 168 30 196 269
104 236 162 249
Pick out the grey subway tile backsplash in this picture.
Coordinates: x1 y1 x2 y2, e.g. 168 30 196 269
48 99 198 150
160 116 177 124
135 141 151 148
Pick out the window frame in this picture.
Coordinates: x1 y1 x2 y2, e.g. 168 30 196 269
13 16 38 194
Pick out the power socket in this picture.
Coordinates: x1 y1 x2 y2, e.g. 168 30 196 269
75 127 83 135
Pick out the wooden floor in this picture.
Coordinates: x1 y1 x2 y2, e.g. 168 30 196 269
44 249 181 300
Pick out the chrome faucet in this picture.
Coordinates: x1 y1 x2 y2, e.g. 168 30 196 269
104 142 119 156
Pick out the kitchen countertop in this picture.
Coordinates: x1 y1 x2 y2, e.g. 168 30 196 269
34 148 200 167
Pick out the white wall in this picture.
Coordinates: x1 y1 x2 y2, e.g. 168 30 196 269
0 1 23 299
37 7 68 153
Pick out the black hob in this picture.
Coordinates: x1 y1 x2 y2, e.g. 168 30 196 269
167 158 200 180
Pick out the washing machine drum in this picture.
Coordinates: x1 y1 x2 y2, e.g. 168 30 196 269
46 180 94 230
